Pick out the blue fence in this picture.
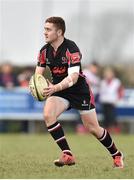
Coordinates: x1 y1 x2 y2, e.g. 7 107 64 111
0 87 134 133
0 87 134 120
0 87 79 121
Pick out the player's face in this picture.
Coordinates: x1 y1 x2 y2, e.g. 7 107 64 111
44 22 60 43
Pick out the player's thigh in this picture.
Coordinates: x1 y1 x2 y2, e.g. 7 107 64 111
44 96 69 118
80 109 99 128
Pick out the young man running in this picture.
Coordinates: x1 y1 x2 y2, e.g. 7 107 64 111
35 16 124 168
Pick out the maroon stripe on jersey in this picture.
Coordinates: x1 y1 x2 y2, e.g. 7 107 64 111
53 50 56 57
79 72 86 78
85 78 95 106
66 49 71 66
40 49 46 65
89 86 95 106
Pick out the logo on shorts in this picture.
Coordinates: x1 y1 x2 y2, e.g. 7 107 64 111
82 100 89 107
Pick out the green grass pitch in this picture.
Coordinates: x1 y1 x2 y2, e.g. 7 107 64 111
0 133 134 178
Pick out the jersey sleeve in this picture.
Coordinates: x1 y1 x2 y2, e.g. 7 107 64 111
66 41 82 68
37 48 46 67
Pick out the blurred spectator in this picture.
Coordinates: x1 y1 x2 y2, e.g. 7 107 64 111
18 67 33 87
76 61 101 134
18 67 33 133
99 67 124 133
83 61 101 101
0 62 19 132
0 63 30 133
17 67 34 132
0 62 19 88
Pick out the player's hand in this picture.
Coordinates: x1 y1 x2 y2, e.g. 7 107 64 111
43 79 56 97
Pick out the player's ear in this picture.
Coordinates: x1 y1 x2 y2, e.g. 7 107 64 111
57 29 62 36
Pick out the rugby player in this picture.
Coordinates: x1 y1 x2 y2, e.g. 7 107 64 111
35 16 124 168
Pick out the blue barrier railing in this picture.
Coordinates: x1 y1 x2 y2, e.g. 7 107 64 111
0 87 79 121
0 87 134 120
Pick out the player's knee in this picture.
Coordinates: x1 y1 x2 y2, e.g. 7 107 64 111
44 112 56 125
88 126 103 138
87 124 101 136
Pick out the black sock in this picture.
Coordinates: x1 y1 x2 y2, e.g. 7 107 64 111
98 129 121 158
47 121 72 156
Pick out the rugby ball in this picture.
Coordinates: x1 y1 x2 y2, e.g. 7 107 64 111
29 74 48 101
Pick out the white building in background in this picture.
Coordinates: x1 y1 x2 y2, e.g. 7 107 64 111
0 0 134 66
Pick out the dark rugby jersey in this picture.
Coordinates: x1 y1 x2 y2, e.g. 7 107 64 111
37 38 89 95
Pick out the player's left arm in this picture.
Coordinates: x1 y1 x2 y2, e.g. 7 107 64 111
54 66 80 92
44 67 79 97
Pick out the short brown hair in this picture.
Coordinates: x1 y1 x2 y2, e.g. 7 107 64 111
45 16 66 35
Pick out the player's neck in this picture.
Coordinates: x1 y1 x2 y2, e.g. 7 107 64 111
51 36 64 52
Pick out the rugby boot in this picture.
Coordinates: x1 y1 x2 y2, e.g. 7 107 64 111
54 153 75 167
113 152 124 168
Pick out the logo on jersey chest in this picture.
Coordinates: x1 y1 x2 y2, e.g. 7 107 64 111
46 57 67 65
46 58 50 65
61 57 68 64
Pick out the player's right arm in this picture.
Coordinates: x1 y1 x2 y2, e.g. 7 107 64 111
35 48 46 75
35 66 45 75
